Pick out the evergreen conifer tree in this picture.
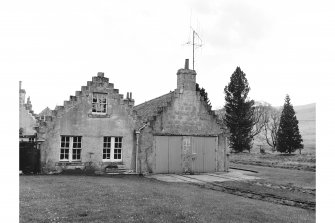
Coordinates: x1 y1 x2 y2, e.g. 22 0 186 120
224 67 254 152
277 95 303 154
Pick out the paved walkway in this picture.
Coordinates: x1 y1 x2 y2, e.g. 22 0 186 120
146 169 260 184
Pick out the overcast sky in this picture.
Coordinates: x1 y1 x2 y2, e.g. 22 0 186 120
1 0 334 113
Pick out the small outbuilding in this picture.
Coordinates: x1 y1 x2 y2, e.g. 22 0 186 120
134 59 228 174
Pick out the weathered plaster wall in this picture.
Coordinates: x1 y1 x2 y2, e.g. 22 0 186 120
39 73 136 172
138 125 155 173
19 106 37 136
217 134 227 171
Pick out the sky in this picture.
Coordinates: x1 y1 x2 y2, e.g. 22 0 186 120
1 0 334 114
1 1 335 219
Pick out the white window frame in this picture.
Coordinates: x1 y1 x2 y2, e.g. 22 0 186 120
102 137 122 162
60 136 82 162
92 93 107 114
60 136 70 161
72 136 82 162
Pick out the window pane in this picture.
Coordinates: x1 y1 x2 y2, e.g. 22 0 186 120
73 149 81 160
92 93 107 113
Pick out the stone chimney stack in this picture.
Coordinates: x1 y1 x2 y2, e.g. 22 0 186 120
185 59 189 69
177 59 197 91
19 81 26 105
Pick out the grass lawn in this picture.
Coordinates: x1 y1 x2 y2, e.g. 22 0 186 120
20 175 315 223
229 152 316 171
231 164 315 189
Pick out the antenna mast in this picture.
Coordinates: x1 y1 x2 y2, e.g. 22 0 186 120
185 27 202 70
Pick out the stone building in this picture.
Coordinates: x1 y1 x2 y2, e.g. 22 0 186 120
19 81 38 142
134 59 228 174
38 72 137 173
37 60 228 174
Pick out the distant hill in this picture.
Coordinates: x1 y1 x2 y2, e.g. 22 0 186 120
215 103 316 154
294 103 316 153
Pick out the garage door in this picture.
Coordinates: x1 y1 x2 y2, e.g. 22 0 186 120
154 136 217 173
192 136 216 173
155 136 182 173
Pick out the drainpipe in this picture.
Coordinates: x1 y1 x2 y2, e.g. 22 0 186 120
135 122 149 174
135 130 140 174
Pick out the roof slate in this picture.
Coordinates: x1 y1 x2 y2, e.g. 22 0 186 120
133 91 174 122
39 107 52 116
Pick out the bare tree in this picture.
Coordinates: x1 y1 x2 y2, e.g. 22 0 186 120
251 103 271 138
263 106 281 152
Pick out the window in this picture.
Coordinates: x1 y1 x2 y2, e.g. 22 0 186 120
60 136 82 162
114 137 122 160
72 136 82 161
29 137 34 142
102 137 122 161
103 137 111 160
60 136 70 161
92 93 107 114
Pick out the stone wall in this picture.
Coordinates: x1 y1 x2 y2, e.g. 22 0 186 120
19 106 37 136
19 83 37 137
138 88 226 173
154 89 222 136
39 73 137 173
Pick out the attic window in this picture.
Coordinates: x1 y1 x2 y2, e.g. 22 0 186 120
92 93 107 114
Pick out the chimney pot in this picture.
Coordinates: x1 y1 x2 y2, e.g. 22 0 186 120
185 59 189 69
126 92 129 99
130 92 132 100
97 72 104 77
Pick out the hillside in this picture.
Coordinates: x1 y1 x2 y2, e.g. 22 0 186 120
294 103 316 153
216 103 316 154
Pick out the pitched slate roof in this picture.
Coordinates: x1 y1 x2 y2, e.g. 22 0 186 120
39 107 52 117
133 91 174 122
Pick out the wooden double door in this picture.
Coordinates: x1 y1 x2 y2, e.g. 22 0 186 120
154 136 217 173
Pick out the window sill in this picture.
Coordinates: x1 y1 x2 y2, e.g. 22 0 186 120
88 113 110 118
102 160 123 163
57 161 83 166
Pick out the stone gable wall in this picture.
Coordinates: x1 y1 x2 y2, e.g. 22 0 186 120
153 89 222 136
138 88 226 173
39 73 137 173
19 106 37 136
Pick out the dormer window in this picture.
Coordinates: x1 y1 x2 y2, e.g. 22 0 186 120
92 93 107 114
